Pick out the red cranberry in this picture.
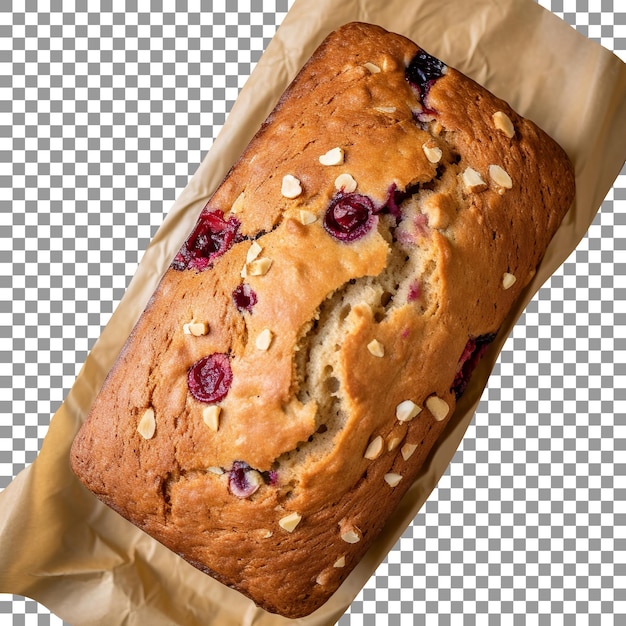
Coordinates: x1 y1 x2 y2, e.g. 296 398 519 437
379 182 422 221
232 283 257 313
382 183 402 219
405 49 447 102
228 461 262 498
323 193 376 242
451 333 497 399
187 353 233 403
414 212 429 236
407 280 421 302
172 208 240 271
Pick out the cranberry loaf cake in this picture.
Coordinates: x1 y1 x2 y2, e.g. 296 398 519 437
71 22 575 618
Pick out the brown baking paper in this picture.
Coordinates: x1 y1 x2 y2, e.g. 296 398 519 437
2 0 625 624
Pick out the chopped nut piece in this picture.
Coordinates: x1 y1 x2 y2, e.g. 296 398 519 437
341 528 361 544
489 164 513 189
246 241 263 263
384 473 403 487
333 556 346 568
184 320 209 336
260 529 273 539
364 435 384 460
207 466 224 475
279 511 302 532
255 328 273 351
493 111 515 138
247 257 273 276
244 470 264 494
334 173 357 193
203 405 221 431
137 407 156 440
367 338 385 357
502 272 517 289
462 167 487 192
230 191 245 214
401 443 418 461
298 209 317 225
316 570 332 586
396 399 422 422
374 106 397 113
319 147 345 166
281 174 303 199
387 436 403 451
363 62 381 73
426 395 449 421
422 143 443 164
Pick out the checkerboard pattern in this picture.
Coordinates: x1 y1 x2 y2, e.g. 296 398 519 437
1 1 624 624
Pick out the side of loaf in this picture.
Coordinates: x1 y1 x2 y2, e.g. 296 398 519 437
70 22 575 618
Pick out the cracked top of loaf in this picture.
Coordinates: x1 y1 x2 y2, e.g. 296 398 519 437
70 22 575 618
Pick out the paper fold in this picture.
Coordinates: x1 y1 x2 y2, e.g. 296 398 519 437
2 0 625 624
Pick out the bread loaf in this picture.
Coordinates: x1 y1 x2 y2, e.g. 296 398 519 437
70 22 575 618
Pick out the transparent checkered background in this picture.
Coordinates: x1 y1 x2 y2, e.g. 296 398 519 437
1 1 624 624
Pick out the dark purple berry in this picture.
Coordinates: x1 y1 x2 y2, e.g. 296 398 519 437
172 208 240 271
228 461 262 498
405 50 446 102
323 193 376 242
379 182 422 221
267 470 278 486
451 333 497 399
232 284 257 313
188 353 233 403
382 183 403 219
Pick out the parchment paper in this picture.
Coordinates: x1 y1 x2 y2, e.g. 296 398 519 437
2 0 625 624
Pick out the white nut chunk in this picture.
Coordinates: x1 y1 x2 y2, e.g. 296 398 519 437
462 167 487 192
341 528 361 544
137 407 156 440
333 556 346 568
367 338 385 358
422 143 443 164
384 473 403 487
246 240 262 263
364 435 384 460
255 328 274 351
401 443 418 461
502 272 517 289
396 399 422 422
374 106 397 113
183 320 209 336
230 191 245 214
489 164 513 189
281 174 303 199
334 173 357 193
298 209 317 225
247 257 273 276
387 436 403 451
426 395 450 421
363 62 381 74
492 111 515 138
202 405 221 432
279 511 302 532
319 147 345 166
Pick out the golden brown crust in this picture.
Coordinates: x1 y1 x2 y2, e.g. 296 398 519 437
71 22 575 618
